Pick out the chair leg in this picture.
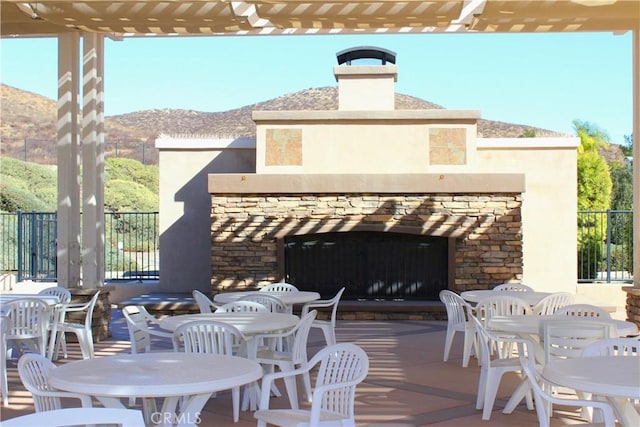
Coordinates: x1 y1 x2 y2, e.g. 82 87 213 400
462 329 475 367
279 362 299 410
232 386 239 422
320 324 336 346
443 328 455 362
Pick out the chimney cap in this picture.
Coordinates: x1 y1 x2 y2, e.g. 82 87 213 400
336 46 396 65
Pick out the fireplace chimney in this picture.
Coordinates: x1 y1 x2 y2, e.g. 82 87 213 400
334 46 398 111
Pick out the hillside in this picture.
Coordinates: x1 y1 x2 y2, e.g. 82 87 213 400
2 83 567 165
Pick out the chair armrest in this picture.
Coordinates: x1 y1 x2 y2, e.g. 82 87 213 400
258 365 311 410
40 390 94 408
301 300 333 316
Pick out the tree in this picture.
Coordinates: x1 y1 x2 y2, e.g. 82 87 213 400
575 120 612 211
575 120 612 279
621 134 633 157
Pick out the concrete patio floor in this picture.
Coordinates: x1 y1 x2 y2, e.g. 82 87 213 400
1 308 597 426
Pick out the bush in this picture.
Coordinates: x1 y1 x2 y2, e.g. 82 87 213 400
105 158 158 193
105 179 158 212
578 233 604 280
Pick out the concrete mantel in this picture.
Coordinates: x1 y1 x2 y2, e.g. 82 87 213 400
208 173 525 194
252 109 482 122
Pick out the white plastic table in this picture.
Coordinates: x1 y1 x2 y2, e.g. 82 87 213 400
460 290 551 305
542 356 640 426
159 312 299 337
160 312 299 411
213 291 320 310
487 315 639 337
49 352 262 426
0 294 59 310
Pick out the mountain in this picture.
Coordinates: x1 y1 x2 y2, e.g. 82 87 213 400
1 83 565 165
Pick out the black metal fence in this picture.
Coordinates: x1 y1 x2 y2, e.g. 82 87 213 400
577 210 634 282
0 211 159 282
0 210 633 283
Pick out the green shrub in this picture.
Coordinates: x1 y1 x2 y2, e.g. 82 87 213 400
105 158 158 193
105 179 158 212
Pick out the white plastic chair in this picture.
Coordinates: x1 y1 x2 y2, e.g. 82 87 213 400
216 300 268 313
300 287 345 346
1 407 146 427
192 289 220 314
475 294 531 357
17 352 93 412
260 283 299 293
39 287 72 360
541 318 614 362
518 342 617 427
121 305 176 354
49 291 100 360
0 315 9 406
553 303 611 318
532 292 574 316
237 294 287 313
438 290 477 368
172 320 245 422
468 313 533 420
493 283 534 292
255 310 317 409
5 297 50 357
254 342 369 427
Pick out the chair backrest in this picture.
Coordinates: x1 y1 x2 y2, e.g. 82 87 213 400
1 407 146 427
532 292 574 315
192 290 216 314
581 337 639 357
541 318 614 362
5 297 50 339
173 320 244 355
308 343 369 425
260 283 299 293
38 287 72 304
17 352 61 412
493 283 534 292
553 303 610 318
215 300 268 313
290 310 317 365
74 291 101 330
439 290 472 330
237 294 286 313
122 305 157 354
475 295 531 327
324 287 345 326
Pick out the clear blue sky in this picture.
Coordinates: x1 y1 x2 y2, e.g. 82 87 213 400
1 31 633 145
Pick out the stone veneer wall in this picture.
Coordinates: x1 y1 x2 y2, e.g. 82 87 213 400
210 193 523 293
624 287 640 327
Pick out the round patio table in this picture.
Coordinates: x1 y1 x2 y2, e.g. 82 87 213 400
542 356 640 426
487 315 638 337
213 290 320 308
460 290 551 305
49 352 262 426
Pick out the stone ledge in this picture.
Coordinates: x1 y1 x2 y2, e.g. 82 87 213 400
116 293 446 320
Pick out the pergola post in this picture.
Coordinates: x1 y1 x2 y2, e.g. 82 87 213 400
81 33 106 289
633 29 639 289
57 33 82 288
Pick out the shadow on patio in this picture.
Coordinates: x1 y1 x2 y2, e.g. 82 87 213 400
1 308 593 426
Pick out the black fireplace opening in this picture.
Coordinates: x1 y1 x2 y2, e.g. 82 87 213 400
284 231 449 301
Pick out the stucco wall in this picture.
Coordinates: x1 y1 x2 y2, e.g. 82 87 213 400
476 138 579 293
156 137 255 293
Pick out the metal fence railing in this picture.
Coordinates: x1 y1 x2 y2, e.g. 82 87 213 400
578 210 634 282
0 211 159 282
0 210 633 284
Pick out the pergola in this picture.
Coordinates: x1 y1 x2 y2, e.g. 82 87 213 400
1 0 638 291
